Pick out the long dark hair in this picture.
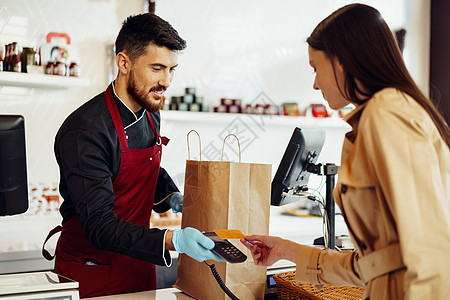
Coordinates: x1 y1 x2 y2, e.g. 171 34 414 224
307 4 450 147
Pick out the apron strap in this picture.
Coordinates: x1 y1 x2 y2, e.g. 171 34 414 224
145 111 169 146
104 84 129 151
42 225 62 261
160 136 169 146
357 243 405 283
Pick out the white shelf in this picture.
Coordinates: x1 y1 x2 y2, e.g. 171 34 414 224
160 110 350 129
0 72 90 89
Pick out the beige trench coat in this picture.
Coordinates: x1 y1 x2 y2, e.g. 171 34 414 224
295 88 450 299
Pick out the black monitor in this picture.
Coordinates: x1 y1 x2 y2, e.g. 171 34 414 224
0 115 28 216
271 127 325 206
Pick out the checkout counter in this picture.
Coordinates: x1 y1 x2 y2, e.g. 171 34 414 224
86 289 192 299
0 271 188 300
0 206 349 299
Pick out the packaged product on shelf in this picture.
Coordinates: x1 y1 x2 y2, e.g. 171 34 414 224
254 104 265 114
189 103 201 112
184 87 196 94
169 89 207 111
220 98 233 105
242 104 253 114
20 47 39 73
195 96 204 104
310 103 330 118
229 104 241 113
217 105 227 113
178 102 189 111
69 61 80 77
183 93 194 104
282 102 300 116
40 32 78 76
3 44 10 71
0 49 3 71
45 61 54 75
264 104 280 115
9 42 21 72
337 105 354 118
53 60 66 76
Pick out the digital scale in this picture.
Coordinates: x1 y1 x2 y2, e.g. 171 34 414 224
0 271 79 300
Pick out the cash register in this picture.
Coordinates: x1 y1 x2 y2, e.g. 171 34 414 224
0 271 79 300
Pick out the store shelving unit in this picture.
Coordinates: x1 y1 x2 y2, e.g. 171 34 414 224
160 110 350 128
0 72 90 89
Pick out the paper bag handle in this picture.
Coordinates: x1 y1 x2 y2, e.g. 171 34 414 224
187 130 201 161
221 134 241 162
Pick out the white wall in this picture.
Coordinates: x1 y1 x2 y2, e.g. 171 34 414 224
157 0 428 105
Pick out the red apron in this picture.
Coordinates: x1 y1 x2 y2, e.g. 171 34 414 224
53 85 168 298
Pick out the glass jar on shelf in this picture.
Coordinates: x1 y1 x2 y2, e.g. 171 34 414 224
69 61 80 77
53 60 67 76
44 61 54 75
20 47 39 73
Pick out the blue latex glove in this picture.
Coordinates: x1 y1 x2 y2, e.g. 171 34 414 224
170 192 183 213
172 227 225 262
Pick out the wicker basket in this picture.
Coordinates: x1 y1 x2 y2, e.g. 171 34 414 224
273 271 364 300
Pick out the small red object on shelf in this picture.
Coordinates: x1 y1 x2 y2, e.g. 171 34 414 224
310 104 329 118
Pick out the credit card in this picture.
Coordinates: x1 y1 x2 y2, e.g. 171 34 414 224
213 229 245 239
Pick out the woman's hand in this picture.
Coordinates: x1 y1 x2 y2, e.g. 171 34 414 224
241 235 301 266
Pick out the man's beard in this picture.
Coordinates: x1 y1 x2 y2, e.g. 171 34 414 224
127 70 166 114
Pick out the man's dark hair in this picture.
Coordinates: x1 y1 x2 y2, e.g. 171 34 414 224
115 13 186 61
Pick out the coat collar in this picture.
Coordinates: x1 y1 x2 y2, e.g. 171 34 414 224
343 102 367 143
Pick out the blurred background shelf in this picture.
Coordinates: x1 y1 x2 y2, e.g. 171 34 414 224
0 72 90 89
160 110 350 129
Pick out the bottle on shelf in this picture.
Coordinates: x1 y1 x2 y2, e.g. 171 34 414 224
3 43 11 71
0 48 3 71
9 42 22 72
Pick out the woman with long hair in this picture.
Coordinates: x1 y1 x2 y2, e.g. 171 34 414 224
242 4 449 299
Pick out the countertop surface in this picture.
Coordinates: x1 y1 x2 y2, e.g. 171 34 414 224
0 206 349 299
85 288 193 299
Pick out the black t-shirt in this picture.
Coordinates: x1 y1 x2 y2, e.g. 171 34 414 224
54 83 177 266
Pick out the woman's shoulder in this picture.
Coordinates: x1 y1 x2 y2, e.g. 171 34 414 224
364 88 427 120
368 88 417 109
361 88 437 138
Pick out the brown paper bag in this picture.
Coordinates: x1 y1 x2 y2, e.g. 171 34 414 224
173 132 271 300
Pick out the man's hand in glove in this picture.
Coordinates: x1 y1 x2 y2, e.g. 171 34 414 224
170 192 183 213
172 227 224 262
